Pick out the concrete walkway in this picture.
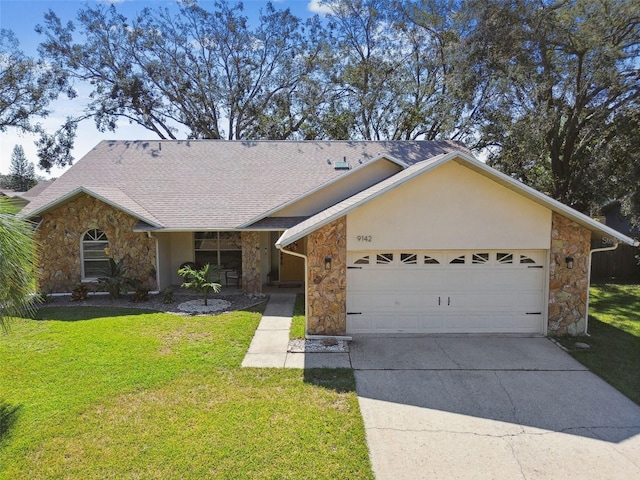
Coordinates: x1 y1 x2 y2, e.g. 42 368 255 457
241 293 351 369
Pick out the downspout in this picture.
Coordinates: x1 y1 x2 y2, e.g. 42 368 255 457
147 231 161 294
585 240 619 334
277 242 352 342
277 244 308 336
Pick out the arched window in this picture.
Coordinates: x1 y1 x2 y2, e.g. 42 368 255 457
82 229 109 279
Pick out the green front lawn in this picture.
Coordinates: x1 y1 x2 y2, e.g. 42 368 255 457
0 307 372 479
290 293 306 340
556 283 640 405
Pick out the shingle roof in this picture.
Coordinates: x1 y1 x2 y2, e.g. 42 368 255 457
247 216 311 229
83 186 163 227
21 140 467 229
22 180 54 199
0 189 24 198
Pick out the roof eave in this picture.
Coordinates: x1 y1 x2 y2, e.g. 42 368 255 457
277 151 640 249
238 153 408 228
22 187 164 229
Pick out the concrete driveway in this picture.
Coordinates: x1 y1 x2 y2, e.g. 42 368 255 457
351 336 640 479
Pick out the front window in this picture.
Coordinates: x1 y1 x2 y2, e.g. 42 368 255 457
194 231 242 273
82 229 109 279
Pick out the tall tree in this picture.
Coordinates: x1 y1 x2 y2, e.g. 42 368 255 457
0 196 38 331
8 145 37 192
458 0 640 213
313 0 475 142
0 29 70 134
36 0 326 169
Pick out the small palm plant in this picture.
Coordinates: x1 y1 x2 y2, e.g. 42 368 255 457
177 263 222 306
98 258 129 299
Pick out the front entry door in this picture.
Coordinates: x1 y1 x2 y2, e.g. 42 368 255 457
280 240 305 282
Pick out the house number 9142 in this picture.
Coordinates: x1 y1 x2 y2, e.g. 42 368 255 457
356 235 372 242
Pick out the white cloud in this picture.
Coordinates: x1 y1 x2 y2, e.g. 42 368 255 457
307 0 336 15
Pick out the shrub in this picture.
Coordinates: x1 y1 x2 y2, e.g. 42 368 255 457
98 258 129 299
162 288 175 304
70 284 90 302
127 278 150 302
177 263 221 306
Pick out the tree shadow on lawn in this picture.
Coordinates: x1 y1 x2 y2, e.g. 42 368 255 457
556 316 640 406
589 283 640 321
303 368 357 394
33 306 158 322
0 401 21 444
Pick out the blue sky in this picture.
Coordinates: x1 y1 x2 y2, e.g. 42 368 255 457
0 0 328 177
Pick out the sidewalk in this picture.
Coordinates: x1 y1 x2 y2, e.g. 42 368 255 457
241 293 351 369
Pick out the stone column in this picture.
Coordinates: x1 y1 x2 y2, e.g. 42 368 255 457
241 231 262 294
548 212 591 335
306 217 347 335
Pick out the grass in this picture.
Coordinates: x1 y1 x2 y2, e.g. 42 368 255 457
555 283 640 406
0 306 373 479
289 293 306 340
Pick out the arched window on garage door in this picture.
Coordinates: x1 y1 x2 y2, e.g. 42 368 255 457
82 229 109 280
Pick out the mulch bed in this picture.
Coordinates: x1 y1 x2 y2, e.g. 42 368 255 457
38 290 268 315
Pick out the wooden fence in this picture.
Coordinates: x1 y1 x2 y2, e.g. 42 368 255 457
591 244 640 280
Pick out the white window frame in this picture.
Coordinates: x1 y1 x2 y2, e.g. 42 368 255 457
194 231 242 269
81 229 110 281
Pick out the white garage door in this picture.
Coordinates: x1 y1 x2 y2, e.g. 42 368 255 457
347 250 546 334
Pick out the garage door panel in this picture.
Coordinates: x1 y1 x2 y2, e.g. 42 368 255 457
349 314 432 333
445 270 544 290
349 269 443 290
447 292 543 310
349 313 444 334
347 250 546 335
445 314 491 331
349 268 544 291
347 289 440 310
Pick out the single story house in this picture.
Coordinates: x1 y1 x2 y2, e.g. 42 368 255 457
21 140 638 336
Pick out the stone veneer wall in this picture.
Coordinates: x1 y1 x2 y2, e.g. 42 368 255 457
36 194 157 293
548 212 591 335
306 216 347 335
241 231 261 293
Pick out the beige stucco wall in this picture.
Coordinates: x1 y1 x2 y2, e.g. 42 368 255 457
548 213 591 335
275 159 401 217
36 194 157 293
347 161 552 250
153 231 194 289
155 233 172 289
306 217 347 335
